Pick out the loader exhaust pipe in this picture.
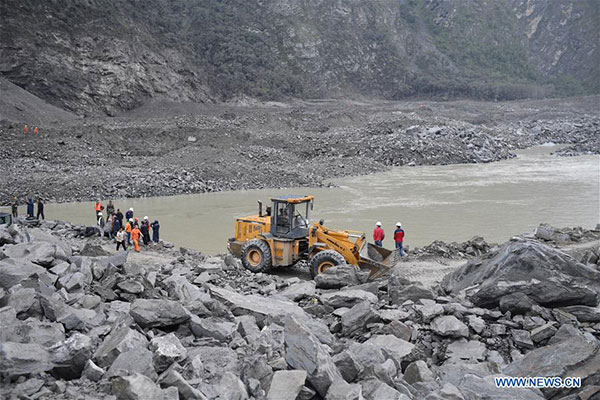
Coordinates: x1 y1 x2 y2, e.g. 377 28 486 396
258 201 263 217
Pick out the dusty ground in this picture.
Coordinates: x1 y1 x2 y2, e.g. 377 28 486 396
1 96 598 205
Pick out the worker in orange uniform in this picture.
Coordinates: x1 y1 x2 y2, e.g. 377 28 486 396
125 218 133 245
131 224 141 252
23 124 29 135
33 127 39 136
94 200 103 220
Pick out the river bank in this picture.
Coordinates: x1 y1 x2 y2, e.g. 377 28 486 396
1 218 599 399
1 96 598 205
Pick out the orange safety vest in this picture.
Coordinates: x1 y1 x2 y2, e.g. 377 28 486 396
33 127 39 136
125 223 132 233
131 228 141 241
24 125 29 134
95 202 102 212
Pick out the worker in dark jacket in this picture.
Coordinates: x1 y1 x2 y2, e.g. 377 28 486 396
11 197 18 218
125 208 134 221
394 222 405 257
112 215 121 239
151 220 160 243
36 197 45 220
116 209 124 225
373 221 385 246
141 217 151 245
26 197 34 218
106 200 115 217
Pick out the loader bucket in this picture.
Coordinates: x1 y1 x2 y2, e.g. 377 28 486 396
358 243 394 278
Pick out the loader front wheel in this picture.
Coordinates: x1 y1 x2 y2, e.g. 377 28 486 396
309 250 346 279
241 239 272 273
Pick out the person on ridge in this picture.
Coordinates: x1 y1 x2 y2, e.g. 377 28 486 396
125 208 134 221
131 224 141 252
115 227 127 251
106 214 114 239
11 197 18 218
97 212 105 238
94 200 103 220
394 222 405 257
141 217 151 246
23 124 29 135
125 218 133 245
112 214 121 240
151 220 160 243
115 208 124 225
106 200 115 218
26 197 34 219
36 197 45 220
373 221 385 247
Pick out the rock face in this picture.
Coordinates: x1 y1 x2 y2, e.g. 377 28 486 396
442 239 600 308
129 299 190 328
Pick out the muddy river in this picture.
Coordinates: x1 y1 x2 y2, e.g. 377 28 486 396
5 145 599 254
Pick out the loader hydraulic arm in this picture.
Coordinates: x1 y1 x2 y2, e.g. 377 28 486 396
309 223 364 265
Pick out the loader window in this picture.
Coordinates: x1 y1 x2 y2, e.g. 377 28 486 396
274 202 291 234
292 204 309 229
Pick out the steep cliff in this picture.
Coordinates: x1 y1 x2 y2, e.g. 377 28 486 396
1 0 596 115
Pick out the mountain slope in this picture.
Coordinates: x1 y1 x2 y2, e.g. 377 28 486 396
0 0 597 115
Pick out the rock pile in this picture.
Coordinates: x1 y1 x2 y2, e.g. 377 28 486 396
0 221 599 399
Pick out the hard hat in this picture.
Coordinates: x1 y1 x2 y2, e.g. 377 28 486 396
396 222 402 227
129 218 133 222
376 221 382 226
129 208 133 211
98 212 102 216
144 216 148 220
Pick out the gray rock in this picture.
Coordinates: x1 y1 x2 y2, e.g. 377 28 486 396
446 339 487 363
96 251 129 268
118 279 145 294
489 323 507 336
189 315 236 342
163 274 207 303
548 324 582 344
404 360 434 384
499 292 536 314
560 305 600 322
530 323 558 343
320 289 377 309
314 265 367 289
363 335 415 367
442 240 600 308
430 316 469 338
0 258 48 289
150 333 187 373
130 299 190 328
158 367 209 400
467 315 485 334
94 325 149 368
0 342 53 376
218 372 249 400
360 378 406 400
267 370 306 400
50 332 93 379
346 342 386 378
107 347 158 380
424 383 465 400
417 302 445 322
389 272 434 304
457 373 544 399
236 315 261 338
325 379 363 400
12 378 45 397
341 300 381 335
112 373 165 400
273 281 316 302
511 329 534 349
284 316 343 397
333 351 361 382
82 359 105 382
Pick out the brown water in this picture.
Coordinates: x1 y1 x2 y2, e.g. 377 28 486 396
5 145 599 254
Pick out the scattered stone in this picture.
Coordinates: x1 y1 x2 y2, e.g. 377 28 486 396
530 323 558 343
404 360 434 384
314 265 367 289
130 299 190 328
430 316 469 338
320 289 377 308
112 373 165 400
267 370 307 400
511 330 534 349
150 333 187 373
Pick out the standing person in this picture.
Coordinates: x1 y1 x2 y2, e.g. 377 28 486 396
373 221 385 247
151 220 160 243
33 127 39 136
394 222 405 257
131 224 141 252
125 208 134 221
115 227 127 251
36 197 45 220
94 200 103 220
141 217 150 246
97 212 105 238
106 214 114 239
112 215 121 240
116 208 124 225
106 200 115 218
23 124 29 135
125 218 133 245
11 197 18 218
26 197 34 218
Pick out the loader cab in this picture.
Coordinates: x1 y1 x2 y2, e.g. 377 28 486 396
270 195 313 240
0 212 12 227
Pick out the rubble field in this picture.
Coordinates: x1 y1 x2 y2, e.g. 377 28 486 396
1 218 599 399
1 96 598 205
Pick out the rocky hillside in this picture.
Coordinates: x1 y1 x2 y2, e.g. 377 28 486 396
0 0 597 115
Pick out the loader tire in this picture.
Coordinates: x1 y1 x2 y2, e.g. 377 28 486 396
241 239 272 273
309 250 346 279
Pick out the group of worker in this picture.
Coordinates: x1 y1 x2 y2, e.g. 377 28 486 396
23 124 40 136
11 196 44 220
95 200 160 253
373 221 405 256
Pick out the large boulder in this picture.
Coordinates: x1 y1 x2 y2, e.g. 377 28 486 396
112 373 166 400
362 335 415 368
150 333 187 373
441 240 600 308
94 326 149 368
314 265 368 289
430 316 469 338
0 259 48 290
0 342 53 376
284 316 343 397
130 299 190 328
267 370 306 400
50 332 93 379
388 272 435 304
107 348 158 380
320 289 377 309
2 241 69 267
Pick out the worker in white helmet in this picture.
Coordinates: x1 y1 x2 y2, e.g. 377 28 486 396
97 212 105 238
373 221 385 247
394 222 405 257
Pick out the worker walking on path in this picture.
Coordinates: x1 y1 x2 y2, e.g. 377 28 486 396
36 197 45 220
394 222 405 257
131 224 141 252
115 228 127 251
373 221 385 247
151 220 160 243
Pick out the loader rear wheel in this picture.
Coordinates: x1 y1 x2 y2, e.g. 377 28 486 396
241 239 272 273
309 250 346 279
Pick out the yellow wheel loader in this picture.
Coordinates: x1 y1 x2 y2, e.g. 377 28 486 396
227 195 394 279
